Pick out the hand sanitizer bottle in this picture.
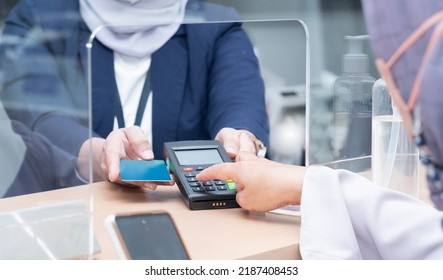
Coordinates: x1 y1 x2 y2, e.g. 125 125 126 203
331 35 375 172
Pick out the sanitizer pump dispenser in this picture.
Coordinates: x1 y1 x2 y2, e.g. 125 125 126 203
331 35 375 172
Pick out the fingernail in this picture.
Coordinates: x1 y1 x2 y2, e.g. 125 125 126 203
108 171 117 182
142 150 154 159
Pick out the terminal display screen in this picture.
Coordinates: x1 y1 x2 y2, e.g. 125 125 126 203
175 149 223 165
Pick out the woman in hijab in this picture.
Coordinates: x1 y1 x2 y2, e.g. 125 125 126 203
0 0 269 191
197 0 443 259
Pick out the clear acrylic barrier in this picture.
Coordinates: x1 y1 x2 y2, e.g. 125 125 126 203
0 1 94 259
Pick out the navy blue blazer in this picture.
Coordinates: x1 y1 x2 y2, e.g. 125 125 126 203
0 0 269 160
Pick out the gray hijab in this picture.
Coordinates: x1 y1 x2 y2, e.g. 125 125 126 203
362 0 443 209
79 0 189 57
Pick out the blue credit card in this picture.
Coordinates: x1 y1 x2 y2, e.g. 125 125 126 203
120 159 171 182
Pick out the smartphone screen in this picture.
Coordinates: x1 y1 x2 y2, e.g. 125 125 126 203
114 212 189 260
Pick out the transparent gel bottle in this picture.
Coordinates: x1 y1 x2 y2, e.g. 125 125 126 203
332 35 375 172
371 78 419 196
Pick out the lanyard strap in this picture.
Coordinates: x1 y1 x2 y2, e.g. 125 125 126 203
115 69 151 128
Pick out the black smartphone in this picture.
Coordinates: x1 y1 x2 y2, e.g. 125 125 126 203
105 211 189 260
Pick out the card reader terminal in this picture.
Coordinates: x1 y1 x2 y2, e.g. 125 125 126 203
163 140 238 210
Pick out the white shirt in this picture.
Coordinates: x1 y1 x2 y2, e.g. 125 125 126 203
113 52 153 145
300 166 443 259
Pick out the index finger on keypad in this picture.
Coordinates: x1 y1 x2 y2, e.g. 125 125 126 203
196 162 237 183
